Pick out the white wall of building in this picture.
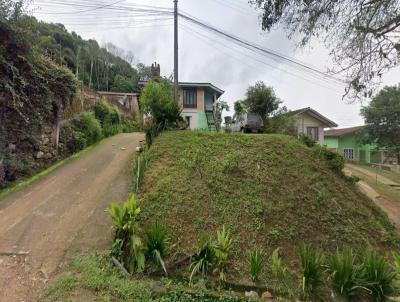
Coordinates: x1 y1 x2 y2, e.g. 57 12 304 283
181 110 199 130
295 113 326 145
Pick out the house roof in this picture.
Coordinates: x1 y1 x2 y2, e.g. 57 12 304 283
178 82 225 98
324 126 365 137
287 107 338 128
97 91 138 96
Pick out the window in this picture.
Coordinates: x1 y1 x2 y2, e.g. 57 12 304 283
306 127 319 141
183 88 197 108
343 149 354 160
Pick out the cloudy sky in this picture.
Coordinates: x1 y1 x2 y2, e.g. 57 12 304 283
32 0 400 128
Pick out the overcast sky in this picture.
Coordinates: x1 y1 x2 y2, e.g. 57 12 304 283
32 0 400 128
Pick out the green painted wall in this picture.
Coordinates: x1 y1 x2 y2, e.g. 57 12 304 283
198 111 208 130
325 133 382 164
325 137 338 149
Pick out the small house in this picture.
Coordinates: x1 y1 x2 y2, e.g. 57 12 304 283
324 126 385 163
178 82 224 131
287 107 338 145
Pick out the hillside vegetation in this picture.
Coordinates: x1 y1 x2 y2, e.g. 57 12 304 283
137 131 400 280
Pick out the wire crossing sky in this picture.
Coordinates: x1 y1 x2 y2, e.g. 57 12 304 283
29 0 400 127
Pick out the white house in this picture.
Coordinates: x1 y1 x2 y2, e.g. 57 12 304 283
287 107 338 145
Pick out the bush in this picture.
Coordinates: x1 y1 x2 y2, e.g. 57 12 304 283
140 79 182 126
72 112 102 146
299 134 316 147
121 117 141 133
299 242 325 295
313 145 345 173
93 101 113 126
190 236 216 283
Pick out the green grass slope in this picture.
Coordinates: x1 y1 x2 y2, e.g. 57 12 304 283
138 131 400 280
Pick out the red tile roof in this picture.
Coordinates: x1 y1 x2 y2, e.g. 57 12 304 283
324 126 365 137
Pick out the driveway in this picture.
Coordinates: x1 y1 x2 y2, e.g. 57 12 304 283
0 133 144 302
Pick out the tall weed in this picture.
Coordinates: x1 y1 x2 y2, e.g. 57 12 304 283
248 249 264 282
145 222 169 275
299 242 325 295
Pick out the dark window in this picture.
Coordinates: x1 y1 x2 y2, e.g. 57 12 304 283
183 88 197 108
306 127 319 141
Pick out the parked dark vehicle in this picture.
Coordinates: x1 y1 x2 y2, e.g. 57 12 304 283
231 113 264 133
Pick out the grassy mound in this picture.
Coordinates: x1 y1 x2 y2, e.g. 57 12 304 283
137 131 400 280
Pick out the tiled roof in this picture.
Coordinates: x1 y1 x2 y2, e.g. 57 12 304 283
324 126 365 137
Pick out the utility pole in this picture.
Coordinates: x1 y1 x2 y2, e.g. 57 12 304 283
174 0 179 103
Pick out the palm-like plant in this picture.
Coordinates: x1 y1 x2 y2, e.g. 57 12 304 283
361 249 397 302
109 194 141 240
190 236 216 284
214 226 233 282
299 242 325 295
327 247 365 300
145 222 169 275
248 249 264 282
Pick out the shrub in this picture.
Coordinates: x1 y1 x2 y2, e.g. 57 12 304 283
93 101 113 126
121 117 141 133
190 236 216 283
313 145 345 173
299 134 316 148
140 79 182 126
361 249 397 302
60 123 87 153
145 222 169 275
102 123 121 138
72 112 102 146
299 242 325 295
248 249 264 282
327 247 365 300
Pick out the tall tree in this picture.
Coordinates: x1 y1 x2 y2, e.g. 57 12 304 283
361 85 400 162
251 0 400 99
244 81 281 125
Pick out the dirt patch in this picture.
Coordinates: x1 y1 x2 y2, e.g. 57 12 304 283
0 133 143 302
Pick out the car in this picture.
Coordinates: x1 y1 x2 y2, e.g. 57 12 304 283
231 113 264 133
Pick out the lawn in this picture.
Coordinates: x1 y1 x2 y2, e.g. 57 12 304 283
137 131 400 282
354 163 400 184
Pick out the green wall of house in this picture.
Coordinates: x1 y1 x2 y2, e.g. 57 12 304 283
325 134 382 163
198 111 208 130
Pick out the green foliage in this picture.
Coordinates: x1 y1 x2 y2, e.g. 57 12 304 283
109 194 141 241
299 134 316 148
134 151 149 193
190 236 216 283
327 247 365 300
299 242 325 295
266 107 296 135
270 248 297 298
111 74 135 93
243 81 281 122
214 226 233 282
313 146 345 173
109 194 144 274
71 112 102 146
121 117 141 133
247 249 264 282
140 79 182 126
233 100 247 117
145 222 169 274
93 100 122 137
361 85 400 162
361 249 397 302
41 274 78 301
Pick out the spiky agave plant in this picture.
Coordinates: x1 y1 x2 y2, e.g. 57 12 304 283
299 242 325 295
327 247 366 300
248 249 264 282
361 249 397 302
190 236 216 284
145 222 169 275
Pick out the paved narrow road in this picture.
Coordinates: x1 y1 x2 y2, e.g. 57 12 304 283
0 133 144 301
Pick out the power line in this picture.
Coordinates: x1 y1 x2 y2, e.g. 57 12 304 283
178 10 345 86
36 0 126 15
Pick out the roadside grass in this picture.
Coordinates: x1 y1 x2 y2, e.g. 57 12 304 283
137 131 400 281
354 163 400 184
359 175 400 203
0 138 109 201
41 253 246 302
